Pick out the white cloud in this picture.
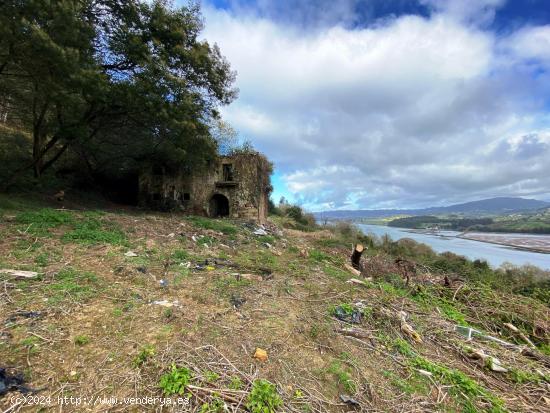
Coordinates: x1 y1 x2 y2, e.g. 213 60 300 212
201 3 550 210
506 25 550 64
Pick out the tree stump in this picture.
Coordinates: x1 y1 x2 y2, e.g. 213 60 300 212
350 244 364 270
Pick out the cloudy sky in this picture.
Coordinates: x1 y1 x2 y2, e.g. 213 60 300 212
195 0 550 211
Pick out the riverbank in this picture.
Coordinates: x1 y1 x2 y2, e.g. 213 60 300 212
357 224 550 269
457 232 550 254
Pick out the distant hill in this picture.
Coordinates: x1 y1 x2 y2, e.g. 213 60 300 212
315 197 550 220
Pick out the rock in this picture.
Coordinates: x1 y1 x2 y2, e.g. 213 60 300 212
253 348 268 362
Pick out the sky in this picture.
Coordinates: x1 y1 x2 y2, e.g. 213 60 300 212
193 0 550 211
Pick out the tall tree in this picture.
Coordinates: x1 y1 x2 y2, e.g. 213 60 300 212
0 0 237 184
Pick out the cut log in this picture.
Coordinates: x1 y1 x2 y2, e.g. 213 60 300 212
344 263 361 277
350 244 365 270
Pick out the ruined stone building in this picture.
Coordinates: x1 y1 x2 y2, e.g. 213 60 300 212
139 152 272 223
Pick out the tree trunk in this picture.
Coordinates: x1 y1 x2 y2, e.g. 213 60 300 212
350 244 364 270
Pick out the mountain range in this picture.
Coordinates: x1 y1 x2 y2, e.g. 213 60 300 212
314 197 550 220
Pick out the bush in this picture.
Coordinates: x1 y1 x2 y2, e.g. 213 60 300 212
246 379 283 413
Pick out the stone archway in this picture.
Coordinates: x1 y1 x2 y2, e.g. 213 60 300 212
209 194 230 217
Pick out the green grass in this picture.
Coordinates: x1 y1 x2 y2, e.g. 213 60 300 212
186 216 238 235
16 208 74 236
46 268 99 305
326 360 356 393
392 339 505 412
74 335 90 346
62 218 126 245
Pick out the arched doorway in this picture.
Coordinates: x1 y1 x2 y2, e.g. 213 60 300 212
209 194 229 217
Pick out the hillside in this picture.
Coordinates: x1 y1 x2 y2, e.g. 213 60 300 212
316 197 550 220
1 196 549 412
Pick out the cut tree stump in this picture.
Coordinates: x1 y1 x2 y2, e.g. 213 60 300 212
350 244 365 270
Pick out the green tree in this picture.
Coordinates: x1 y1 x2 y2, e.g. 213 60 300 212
0 0 236 185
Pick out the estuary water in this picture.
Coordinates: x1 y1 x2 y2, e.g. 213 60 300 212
356 224 550 270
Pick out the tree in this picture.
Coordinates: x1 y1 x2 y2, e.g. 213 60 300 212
0 0 237 185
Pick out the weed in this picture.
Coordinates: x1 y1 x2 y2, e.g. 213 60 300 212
200 397 225 413
159 364 192 395
134 345 155 367
327 361 356 393
309 249 331 262
246 379 283 413
203 370 220 383
328 303 354 316
46 268 99 305
257 235 276 244
16 209 74 236
383 370 429 395
20 336 40 354
508 368 548 384
410 356 505 412
74 335 90 346
186 216 237 235
172 249 190 262
197 235 216 246
62 218 126 245
229 376 244 390
34 253 49 267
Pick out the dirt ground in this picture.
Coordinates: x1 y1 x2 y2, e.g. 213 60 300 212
0 205 549 412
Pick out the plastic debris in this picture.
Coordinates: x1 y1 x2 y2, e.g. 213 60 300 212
136 266 147 274
167 233 175 238
124 251 138 257
159 279 168 287
230 294 246 309
455 325 516 349
340 394 360 406
346 278 366 285
0 269 39 279
0 368 33 396
333 305 362 324
253 348 268 362
5 311 42 324
151 300 181 308
467 347 508 372
253 228 268 236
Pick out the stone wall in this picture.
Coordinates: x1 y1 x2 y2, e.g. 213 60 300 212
139 153 271 223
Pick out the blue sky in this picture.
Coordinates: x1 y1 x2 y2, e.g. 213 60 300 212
194 0 550 211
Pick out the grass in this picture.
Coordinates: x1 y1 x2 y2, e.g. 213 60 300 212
326 360 356 393
62 217 126 245
186 216 238 235
393 338 505 412
45 268 99 305
16 208 74 236
74 335 90 346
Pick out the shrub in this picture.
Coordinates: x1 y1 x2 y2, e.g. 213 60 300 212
246 379 283 413
159 365 192 396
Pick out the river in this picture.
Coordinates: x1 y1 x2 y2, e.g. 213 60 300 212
356 224 550 270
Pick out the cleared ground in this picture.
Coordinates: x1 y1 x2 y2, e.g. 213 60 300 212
0 199 549 412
